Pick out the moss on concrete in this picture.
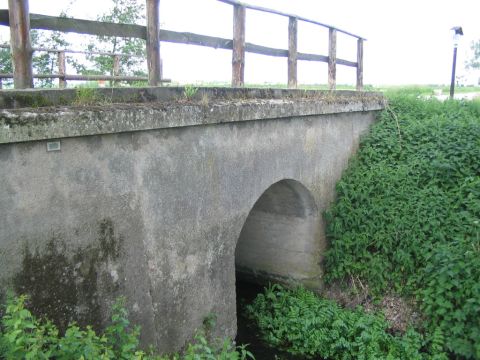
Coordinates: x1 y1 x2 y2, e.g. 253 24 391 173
12 217 123 334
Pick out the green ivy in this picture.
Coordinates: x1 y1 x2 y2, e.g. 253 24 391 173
324 95 480 358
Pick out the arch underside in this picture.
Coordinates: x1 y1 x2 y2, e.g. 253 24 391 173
235 179 324 289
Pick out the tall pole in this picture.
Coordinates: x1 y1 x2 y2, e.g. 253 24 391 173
146 0 161 86
8 0 33 89
449 46 457 99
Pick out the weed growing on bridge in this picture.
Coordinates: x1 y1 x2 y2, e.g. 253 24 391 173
183 85 199 100
74 87 101 106
324 95 480 358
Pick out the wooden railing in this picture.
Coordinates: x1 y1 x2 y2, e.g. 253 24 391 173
0 44 155 88
0 0 365 90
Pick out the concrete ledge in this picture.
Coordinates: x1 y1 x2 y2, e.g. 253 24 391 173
0 87 385 144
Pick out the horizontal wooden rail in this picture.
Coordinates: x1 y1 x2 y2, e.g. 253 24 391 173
1 10 147 38
216 0 366 40
0 11 357 67
0 43 145 58
0 73 171 82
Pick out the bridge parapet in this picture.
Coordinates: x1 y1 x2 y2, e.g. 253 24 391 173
0 87 384 144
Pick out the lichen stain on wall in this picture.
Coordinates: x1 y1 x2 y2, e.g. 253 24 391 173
12 218 124 333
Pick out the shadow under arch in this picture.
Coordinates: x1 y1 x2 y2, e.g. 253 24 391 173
235 179 323 289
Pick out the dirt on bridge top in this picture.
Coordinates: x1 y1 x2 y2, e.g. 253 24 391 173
0 86 384 110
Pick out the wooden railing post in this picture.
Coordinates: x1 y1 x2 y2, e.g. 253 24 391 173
328 28 337 90
356 38 363 91
232 4 245 87
8 0 33 88
288 16 297 89
57 51 66 88
112 54 120 86
146 0 161 86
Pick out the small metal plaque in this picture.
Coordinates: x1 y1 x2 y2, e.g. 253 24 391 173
47 141 61 152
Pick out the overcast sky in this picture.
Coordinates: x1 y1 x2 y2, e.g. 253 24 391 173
1 0 479 86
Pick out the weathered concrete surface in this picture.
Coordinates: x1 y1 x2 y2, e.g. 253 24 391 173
235 179 323 289
0 87 383 353
0 87 383 144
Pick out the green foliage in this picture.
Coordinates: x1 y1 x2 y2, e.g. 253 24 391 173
81 0 147 84
0 42 13 88
0 295 58 359
29 29 70 88
0 6 83 89
0 30 70 89
74 86 102 105
183 85 199 100
0 295 253 360
181 331 254 360
0 295 146 359
324 94 480 358
466 40 480 70
246 284 434 360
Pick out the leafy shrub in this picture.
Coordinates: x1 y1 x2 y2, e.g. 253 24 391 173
246 284 436 360
0 295 145 359
0 295 253 360
324 95 480 358
182 331 254 360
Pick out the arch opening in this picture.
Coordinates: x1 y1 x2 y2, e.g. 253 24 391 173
235 179 323 289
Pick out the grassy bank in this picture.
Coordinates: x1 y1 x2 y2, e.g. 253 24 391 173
248 95 480 359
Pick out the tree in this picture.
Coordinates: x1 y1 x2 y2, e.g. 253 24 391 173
0 32 69 88
0 10 73 88
82 0 147 84
466 40 480 70
30 30 70 88
1 0 147 89
0 42 13 88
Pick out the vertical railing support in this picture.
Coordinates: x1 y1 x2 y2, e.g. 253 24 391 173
232 4 246 87
328 28 337 90
8 0 33 89
288 16 297 89
356 38 363 91
58 51 66 88
146 0 161 86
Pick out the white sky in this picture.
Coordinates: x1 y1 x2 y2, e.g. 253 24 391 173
1 0 479 86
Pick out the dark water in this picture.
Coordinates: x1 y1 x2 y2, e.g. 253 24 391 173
235 279 306 360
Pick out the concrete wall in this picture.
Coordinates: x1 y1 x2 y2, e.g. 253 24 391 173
0 88 383 353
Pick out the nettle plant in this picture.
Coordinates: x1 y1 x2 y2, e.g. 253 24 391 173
246 284 437 360
324 95 480 358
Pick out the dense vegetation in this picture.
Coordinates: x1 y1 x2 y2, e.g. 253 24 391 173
0 295 253 360
248 95 480 359
325 96 480 358
246 284 434 359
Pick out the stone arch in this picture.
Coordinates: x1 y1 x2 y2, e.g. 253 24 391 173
235 179 323 289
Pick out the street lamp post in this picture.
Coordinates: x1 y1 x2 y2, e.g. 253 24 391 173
450 26 463 99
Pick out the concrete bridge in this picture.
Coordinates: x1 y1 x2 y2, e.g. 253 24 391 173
0 87 383 352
